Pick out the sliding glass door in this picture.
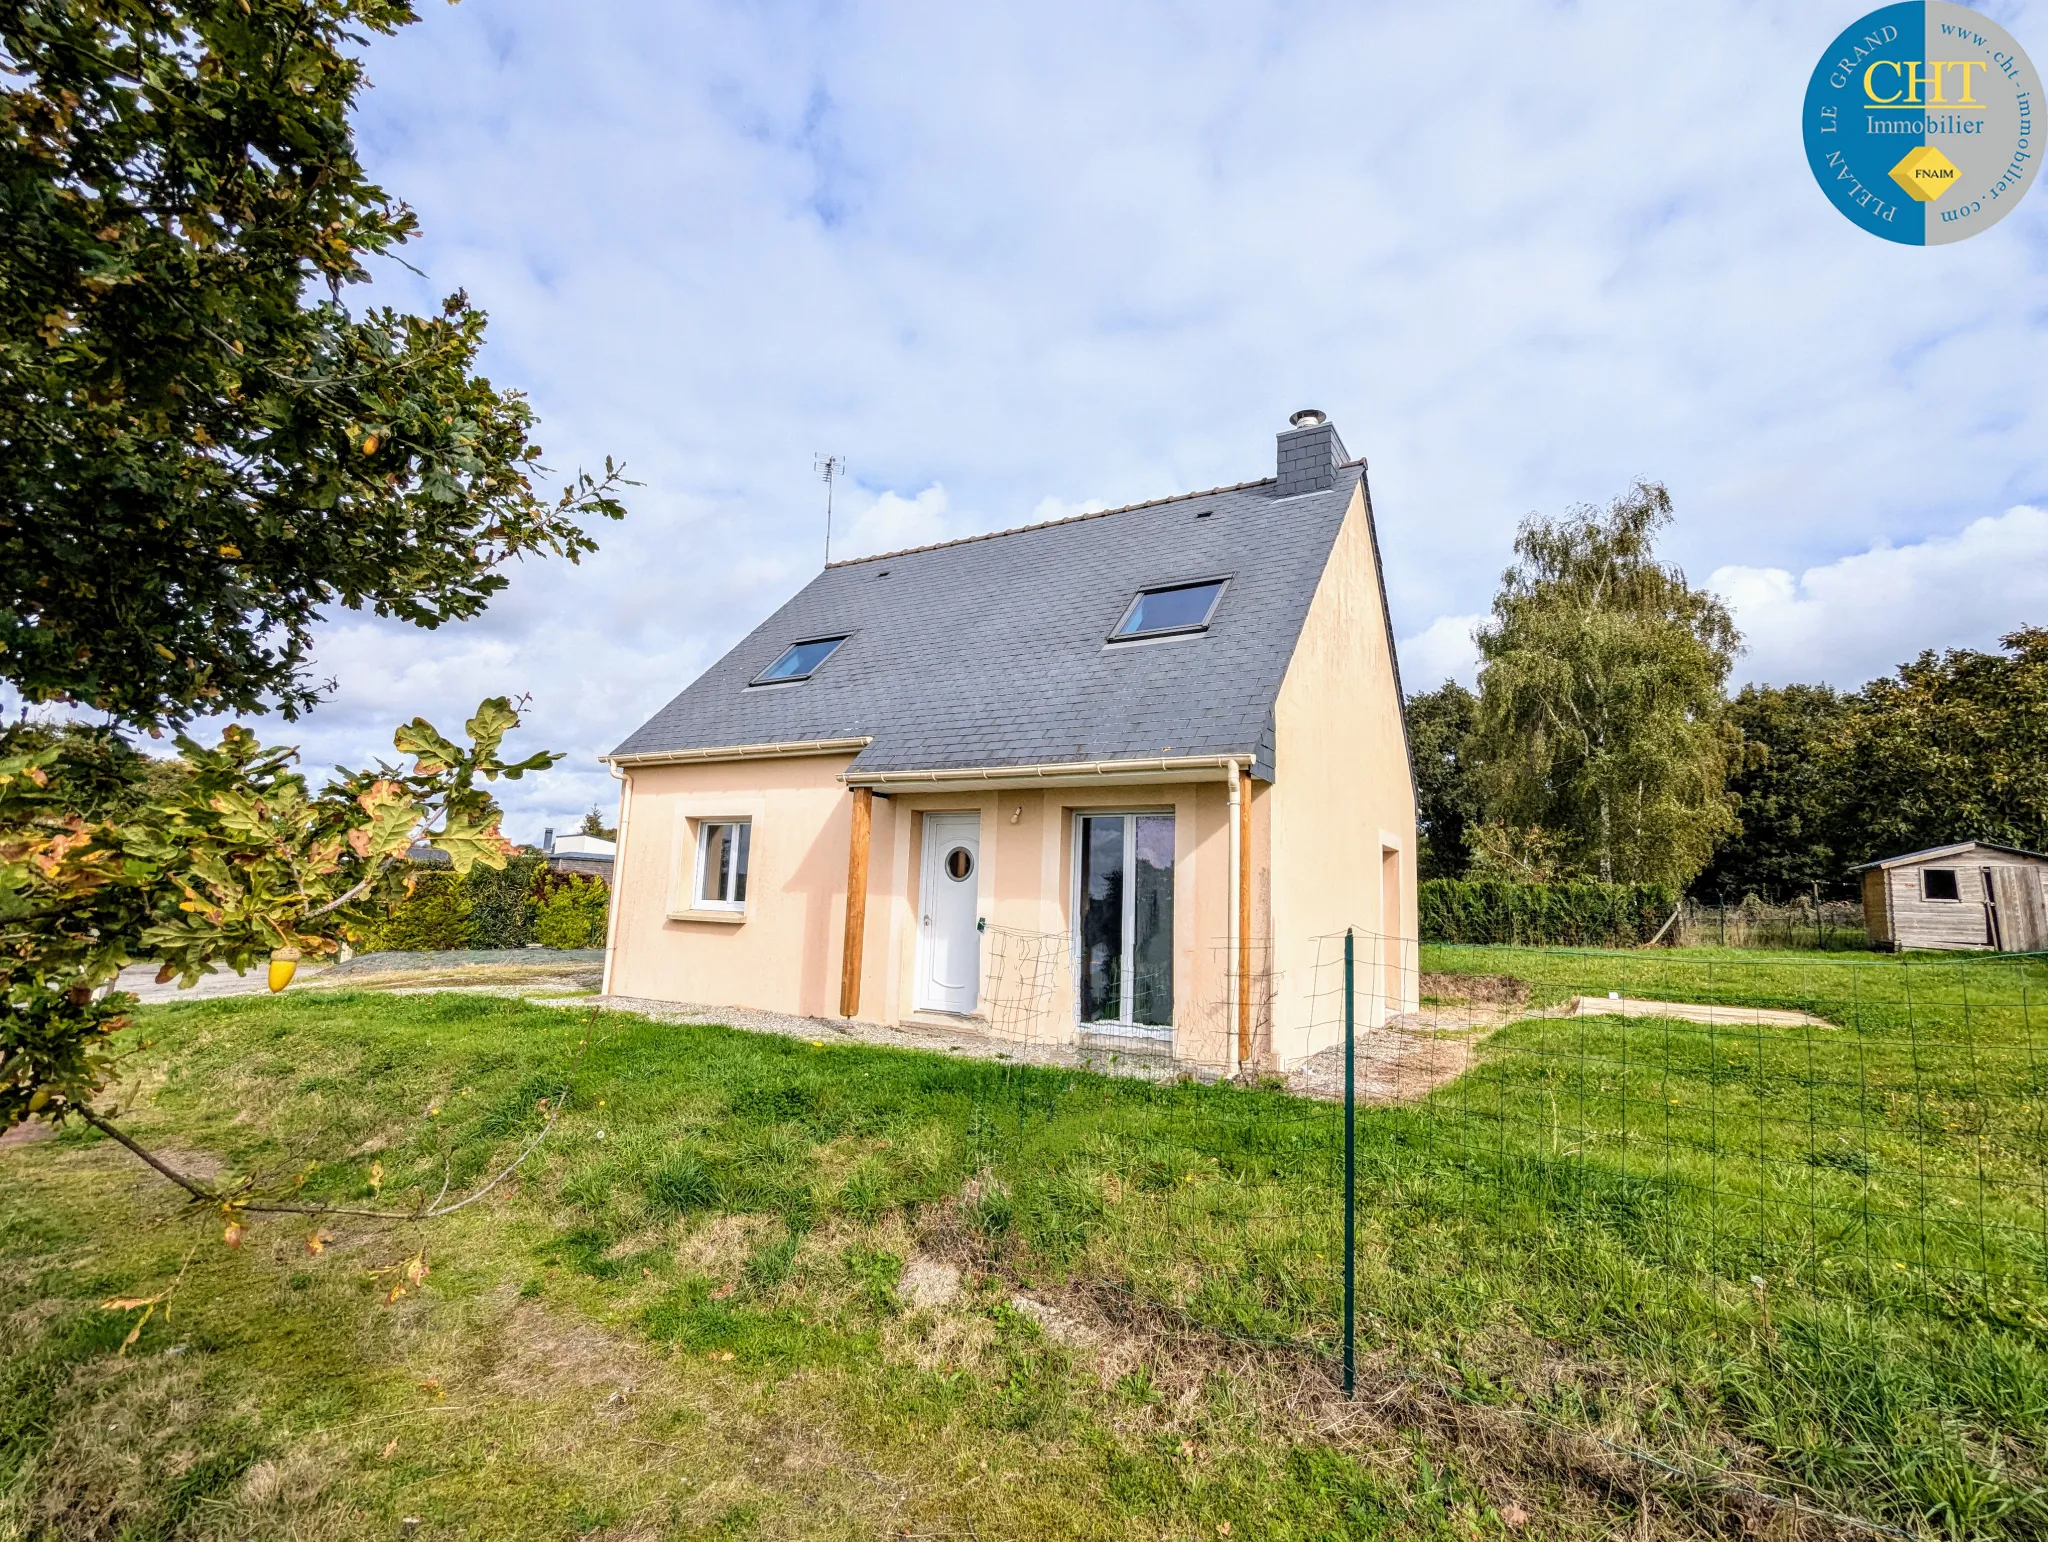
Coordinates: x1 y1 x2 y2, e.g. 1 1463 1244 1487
1077 812 1174 1033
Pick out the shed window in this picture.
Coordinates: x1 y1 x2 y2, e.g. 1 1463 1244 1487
1112 580 1227 640
695 821 751 909
1922 868 1961 902
753 636 845 684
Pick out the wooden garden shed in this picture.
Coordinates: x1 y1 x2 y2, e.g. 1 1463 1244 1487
1851 842 2048 953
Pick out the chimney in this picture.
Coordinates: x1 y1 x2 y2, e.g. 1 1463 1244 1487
542 826 554 854
1274 408 1349 497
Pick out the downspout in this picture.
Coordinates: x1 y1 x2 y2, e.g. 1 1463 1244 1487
600 761 632 997
1237 761 1254 1070
1227 761 1242 1070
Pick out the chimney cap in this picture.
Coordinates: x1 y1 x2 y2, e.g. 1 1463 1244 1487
1288 408 1328 429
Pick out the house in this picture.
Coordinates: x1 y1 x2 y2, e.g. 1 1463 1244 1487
600 410 1417 1071
1852 842 2048 952
541 828 617 880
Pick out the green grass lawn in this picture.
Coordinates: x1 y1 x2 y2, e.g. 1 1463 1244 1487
1417 944 2048 1292
2 955 2045 1539
1419 941 2046 1019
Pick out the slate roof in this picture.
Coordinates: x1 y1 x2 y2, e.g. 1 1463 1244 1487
609 464 1367 780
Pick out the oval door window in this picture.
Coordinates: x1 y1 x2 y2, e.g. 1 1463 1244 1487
944 846 974 882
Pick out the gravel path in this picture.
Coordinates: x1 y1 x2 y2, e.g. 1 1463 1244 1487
114 949 604 1005
563 994 1511 1102
327 947 604 976
1283 1013 1500 1104
541 994 1232 1084
113 957 1493 1101
114 960 332 1004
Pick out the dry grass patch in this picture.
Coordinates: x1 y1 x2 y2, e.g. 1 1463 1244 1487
476 1296 652 1402
1418 971 1532 1008
11 1354 226 1542
670 1212 778 1282
956 1277 1811 1542
0 1144 948 1542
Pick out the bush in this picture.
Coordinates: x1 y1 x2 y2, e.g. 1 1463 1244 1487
467 854 545 947
1419 878 1676 946
534 875 610 949
370 871 474 950
354 856 608 952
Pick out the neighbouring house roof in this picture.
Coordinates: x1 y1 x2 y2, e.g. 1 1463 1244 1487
1849 841 2048 871
610 450 1368 780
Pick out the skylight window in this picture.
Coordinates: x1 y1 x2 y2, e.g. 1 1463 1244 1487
753 636 846 684
1112 580 1227 640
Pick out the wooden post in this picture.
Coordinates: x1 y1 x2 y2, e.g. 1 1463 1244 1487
838 787 873 1018
1237 763 1253 1067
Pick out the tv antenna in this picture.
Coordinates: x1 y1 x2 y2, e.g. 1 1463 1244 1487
815 453 846 565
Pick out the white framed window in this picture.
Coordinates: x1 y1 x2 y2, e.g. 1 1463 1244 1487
693 820 751 910
1074 811 1175 1033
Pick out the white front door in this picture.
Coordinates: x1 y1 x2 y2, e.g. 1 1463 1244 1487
916 813 982 1014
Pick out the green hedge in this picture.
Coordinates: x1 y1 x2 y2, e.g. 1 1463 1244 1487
534 876 611 949
356 857 607 952
466 854 546 948
370 870 474 951
1418 878 1677 947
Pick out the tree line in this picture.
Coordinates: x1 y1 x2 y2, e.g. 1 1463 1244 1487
1407 482 2048 899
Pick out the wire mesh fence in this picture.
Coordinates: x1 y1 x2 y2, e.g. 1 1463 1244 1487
1302 936 2048 1313
969 931 2048 1322
943 932 2048 1532
1671 895 1871 950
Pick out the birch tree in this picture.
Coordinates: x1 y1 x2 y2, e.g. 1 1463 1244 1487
1467 481 1739 888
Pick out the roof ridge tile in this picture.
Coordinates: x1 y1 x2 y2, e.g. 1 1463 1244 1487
823 474 1298 568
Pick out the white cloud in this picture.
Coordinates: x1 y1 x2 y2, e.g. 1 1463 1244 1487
1029 496 1109 524
20 1 2047 844
1393 509 2048 701
835 484 955 561
1397 614 1486 692
1711 506 2048 689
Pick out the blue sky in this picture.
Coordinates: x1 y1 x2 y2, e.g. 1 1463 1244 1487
131 2 2048 837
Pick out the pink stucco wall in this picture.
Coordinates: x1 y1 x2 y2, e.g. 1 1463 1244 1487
605 752 874 1019
604 759 1247 1061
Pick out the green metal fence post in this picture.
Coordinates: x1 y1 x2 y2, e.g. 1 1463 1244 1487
1344 927 1356 1399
